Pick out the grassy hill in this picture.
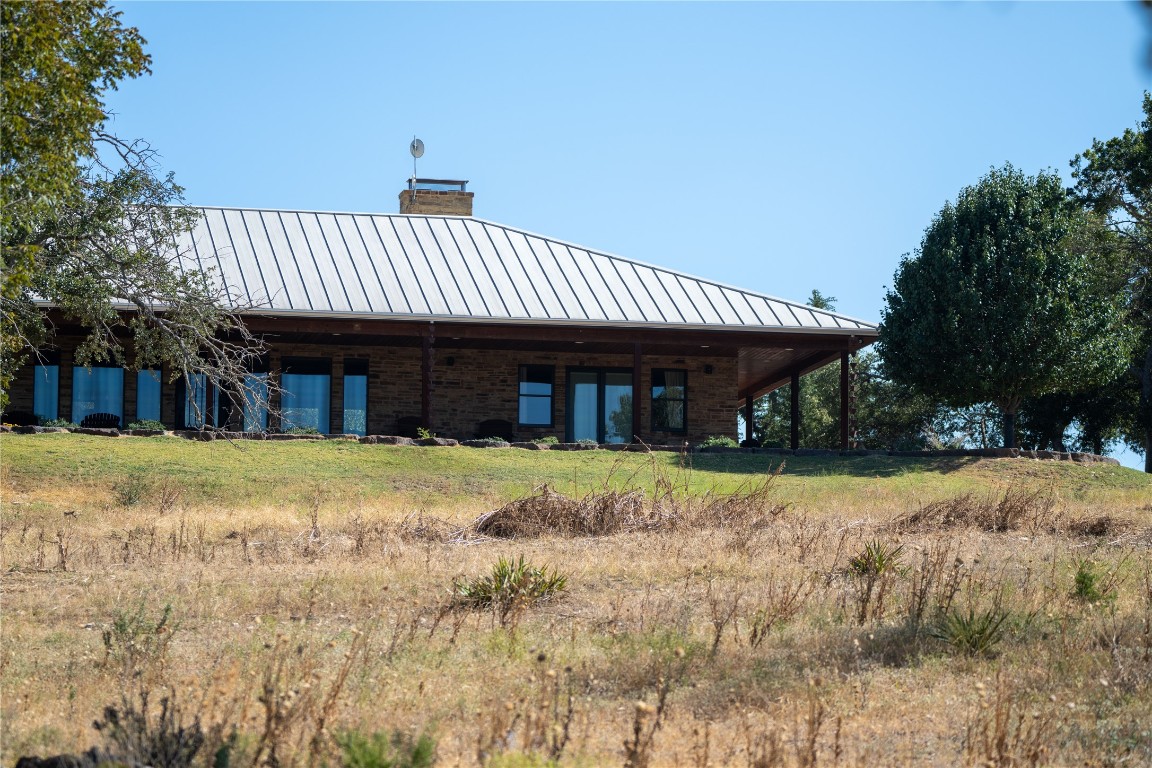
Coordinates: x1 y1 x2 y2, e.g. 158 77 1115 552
2 433 1150 767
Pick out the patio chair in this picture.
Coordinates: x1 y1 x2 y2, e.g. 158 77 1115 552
80 412 121 429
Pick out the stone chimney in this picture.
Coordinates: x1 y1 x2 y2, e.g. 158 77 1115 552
399 178 473 216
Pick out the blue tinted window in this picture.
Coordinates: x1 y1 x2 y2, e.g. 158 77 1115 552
33 365 59 422
183 373 207 428
518 365 553 426
136 370 162 422
282 373 330 433
343 374 367 436
72 367 124 423
242 373 269 432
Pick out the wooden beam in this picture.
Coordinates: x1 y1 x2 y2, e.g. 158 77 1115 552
739 351 839 400
632 343 642 443
790 370 800 451
745 394 755 445
840 351 850 450
234 314 873 350
421 329 433 431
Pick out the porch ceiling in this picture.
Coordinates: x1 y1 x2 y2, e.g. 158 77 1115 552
236 315 875 403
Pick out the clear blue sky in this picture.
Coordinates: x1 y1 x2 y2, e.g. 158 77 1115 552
102 1 1150 466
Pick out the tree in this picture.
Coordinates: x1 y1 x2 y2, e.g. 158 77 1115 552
879 164 1133 449
1 1 266 415
753 291 840 448
1070 91 1152 471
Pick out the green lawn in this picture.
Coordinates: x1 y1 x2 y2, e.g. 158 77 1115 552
3 433 1148 516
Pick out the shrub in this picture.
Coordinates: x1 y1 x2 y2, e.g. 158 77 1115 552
930 605 1010 657
575 438 598 446
1071 559 1117 605
334 729 437 768
127 419 167 431
113 474 151 508
284 426 321 435
698 435 739 448
93 692 206 768
42 417 78 428
536 435 559 444
453 555 567 626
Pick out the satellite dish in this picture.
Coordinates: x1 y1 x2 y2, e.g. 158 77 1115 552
410 138 424 159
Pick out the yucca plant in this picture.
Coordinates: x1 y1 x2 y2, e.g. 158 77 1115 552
453 555 568 627
848 539 905 624
930 605 1010 657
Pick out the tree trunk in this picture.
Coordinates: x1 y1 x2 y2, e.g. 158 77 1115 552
1002 410 1016 449
1141 344 1152 473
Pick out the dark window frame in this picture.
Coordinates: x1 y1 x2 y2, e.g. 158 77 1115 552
564 366 634 444
651 368 688 433
518 364 555 428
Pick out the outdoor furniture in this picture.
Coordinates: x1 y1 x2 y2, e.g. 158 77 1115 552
80 412 121 429
475 419 515 442
394 416 423 438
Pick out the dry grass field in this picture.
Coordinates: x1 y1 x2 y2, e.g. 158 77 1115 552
2 434 1151 767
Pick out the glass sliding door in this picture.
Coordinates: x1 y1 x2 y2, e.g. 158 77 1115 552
566 368 633 444
568 370 599 442
603 372 634 444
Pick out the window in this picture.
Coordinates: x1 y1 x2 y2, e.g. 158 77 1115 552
136 369 162 423
239 357 270 432
342 358 368 436
177 373 207 429
72 365 124 425
33 353 60 422
518 365 554 426
242 373 269 431
652 369 687 432
281 357 331 433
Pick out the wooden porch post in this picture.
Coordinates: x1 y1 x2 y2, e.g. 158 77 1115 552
745 394 755 445
840 351 850 450
421 324 434 432
632 343 642 443
790 370 800 451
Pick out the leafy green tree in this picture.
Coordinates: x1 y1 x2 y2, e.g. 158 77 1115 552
853 352 942 450
879 164 1133 449
753 291 840 448
1 0 266 414
1070 91 1152 470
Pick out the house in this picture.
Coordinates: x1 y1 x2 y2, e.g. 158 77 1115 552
6 180 879 445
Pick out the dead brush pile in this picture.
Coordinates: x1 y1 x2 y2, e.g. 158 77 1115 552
891 486 1061 534
472 484 659 537
471 462 787 539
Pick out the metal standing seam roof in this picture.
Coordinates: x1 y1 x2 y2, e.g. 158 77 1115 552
174 207 879 335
